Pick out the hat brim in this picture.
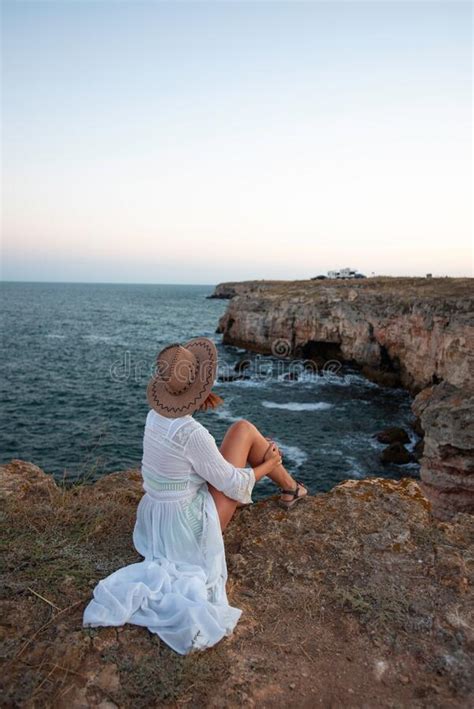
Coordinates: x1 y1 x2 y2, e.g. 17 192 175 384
146 338 218 418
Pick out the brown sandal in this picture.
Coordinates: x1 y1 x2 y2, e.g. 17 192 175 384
278 480 308 510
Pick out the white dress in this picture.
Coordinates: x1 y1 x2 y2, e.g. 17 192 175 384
83 410 256 655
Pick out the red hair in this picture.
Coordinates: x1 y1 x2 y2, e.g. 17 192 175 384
196 391 224 412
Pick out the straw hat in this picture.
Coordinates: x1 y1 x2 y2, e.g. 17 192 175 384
146 338 218 418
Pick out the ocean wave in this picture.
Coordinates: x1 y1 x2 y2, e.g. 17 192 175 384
82 334 113 344
218 378 269 388
344 457 366 478
220 368 382 390
273 440 308 469
262 401 332 411
299 371 380 389
213 405 240 424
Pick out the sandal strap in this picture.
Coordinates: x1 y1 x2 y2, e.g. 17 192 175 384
280 482 304 497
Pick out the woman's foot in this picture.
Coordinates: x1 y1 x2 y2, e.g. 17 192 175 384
279 480 308 509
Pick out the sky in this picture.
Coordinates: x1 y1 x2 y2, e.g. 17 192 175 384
1 0 472 284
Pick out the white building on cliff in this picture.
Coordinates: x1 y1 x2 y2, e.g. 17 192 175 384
327 267 364 279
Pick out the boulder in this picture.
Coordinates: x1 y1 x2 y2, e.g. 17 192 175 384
376 427 410 445
217 373 249 383
413 439 425 461
234 358 251 373
0 459 58 501
380 442 413 465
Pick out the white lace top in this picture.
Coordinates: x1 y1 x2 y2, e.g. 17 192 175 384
141 410 256 504
83 409 256 655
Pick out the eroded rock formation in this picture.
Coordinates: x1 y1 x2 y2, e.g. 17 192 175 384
215 278 473 392
213 278 474 518
413 383 474 520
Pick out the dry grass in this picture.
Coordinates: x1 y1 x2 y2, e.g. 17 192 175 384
217 277 474 300
1 466 235 707
1 464 473 707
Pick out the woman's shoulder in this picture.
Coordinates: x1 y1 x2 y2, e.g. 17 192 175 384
145 409 210 442
146 409 196 425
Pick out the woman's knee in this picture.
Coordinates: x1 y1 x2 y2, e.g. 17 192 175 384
229 419 255 437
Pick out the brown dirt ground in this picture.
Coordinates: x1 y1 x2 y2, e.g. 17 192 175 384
1 460 473 708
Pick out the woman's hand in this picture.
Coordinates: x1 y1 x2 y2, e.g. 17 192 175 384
252 440 284 481
264 440 282 468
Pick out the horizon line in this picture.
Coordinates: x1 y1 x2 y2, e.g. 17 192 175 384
0 279 218 287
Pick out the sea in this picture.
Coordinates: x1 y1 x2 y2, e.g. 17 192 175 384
0 282 419 500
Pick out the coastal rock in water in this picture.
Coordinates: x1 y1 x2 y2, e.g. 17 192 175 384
234 358 251 373
413 382 474 520
413 439 425 461
380 442 413 465
376 426 410 444
218 373 249 383
361 365 401 388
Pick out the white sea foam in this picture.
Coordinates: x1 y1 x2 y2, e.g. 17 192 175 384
219 378 269 388
294 370 380 389
262 401 333 411
83 334 113 344
405 428 419 452
318 445 344 457
273 440 308 469
345 458 366 479
213 405 240 424
219 367 382 392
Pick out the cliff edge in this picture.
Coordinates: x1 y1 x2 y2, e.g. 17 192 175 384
1 460 472 708
213 277 474 519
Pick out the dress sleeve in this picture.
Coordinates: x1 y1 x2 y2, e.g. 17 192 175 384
184 426 256 504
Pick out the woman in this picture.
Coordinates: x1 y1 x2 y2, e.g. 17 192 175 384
83 338 307 654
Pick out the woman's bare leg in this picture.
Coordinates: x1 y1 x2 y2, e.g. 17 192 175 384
208 419 305 530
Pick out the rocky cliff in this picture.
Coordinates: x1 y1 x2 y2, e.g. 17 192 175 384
413 383 474 520
207 281 281 299
1 460 473 708
214 278 474 518
215 278 473 392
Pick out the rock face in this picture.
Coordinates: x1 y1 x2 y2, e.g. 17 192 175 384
214 277 474 518
413 383 474 520
1 461 473 708
215 278 473 392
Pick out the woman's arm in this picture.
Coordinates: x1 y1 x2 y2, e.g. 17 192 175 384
184 426 257 504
